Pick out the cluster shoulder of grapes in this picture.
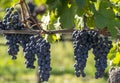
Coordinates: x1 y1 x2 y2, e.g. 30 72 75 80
72 29 113 78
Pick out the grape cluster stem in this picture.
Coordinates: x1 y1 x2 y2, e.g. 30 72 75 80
19 0 45 33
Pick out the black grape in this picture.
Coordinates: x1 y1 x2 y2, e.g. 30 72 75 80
1 7 52 82
24 38 36 69
93 36 112 78
72 30 89 77
2 7 20 59
21 34 52 82
35 35 51 82
72 29 112 78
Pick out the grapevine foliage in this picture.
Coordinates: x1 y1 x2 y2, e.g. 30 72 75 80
46 0 120 38
1 0 120 38
107 42 120 66
0 0 120 82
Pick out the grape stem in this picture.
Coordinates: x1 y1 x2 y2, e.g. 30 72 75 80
21 0 46 33
83 15 88 29
19 0 28 27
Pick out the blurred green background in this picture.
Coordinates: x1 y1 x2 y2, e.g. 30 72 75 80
0 35 109 83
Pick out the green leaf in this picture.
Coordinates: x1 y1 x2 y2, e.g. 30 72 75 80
46 0 61 11
0 0 11 8
107 42 117 60
90 0 97 2
92 1 118 38
75 0 89 16
86 16 95 28
59 1 76 29
93 0 102 11
60 7 75 28
75 0 89 9
45 34 58 43
33 0 46 5
110 0 120 3
112 52 120 66
107 53 116 60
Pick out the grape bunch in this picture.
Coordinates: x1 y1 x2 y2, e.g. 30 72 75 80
23 35 52 82
1 7 52 82
35 35 51 82
72 29 112 78
24 36 36 69
2 7 21 59
93 36 112 78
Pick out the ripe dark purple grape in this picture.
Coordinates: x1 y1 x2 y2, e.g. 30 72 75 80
35 35 51 82
1 6 52 83
93 36 112 78
2 7 20 59
72 29 112 78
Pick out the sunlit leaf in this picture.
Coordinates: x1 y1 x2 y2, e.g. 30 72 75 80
33 0 46 5
112 52 120 66
45 34 58 43
86 16 95 28
110 0 120 3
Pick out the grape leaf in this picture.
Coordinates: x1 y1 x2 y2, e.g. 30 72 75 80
90 0 97 2
86 16 95 28
75 0 89 9
0 0 15 8
92 1 119 37
33 0 46 5
75 0 89 16
59 1 76 29
46 0 61 11
45 34 58 43
112 52 120 66
110 0 120 3
93 0 101 11
59 7 75 29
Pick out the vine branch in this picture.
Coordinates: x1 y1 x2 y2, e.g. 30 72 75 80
0 29 119 39
0 29 74 34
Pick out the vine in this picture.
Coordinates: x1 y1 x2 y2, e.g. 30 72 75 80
0 0 120 83
0 0 119 38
